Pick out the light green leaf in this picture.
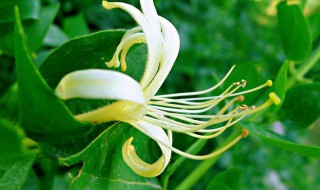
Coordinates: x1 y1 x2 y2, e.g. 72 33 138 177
245 124 320 159
276 2 311 61
0 152 37 190
60 123 161 190
0 0 40 23
43 25 70 47
206 168 243 190
281 83 320 129
14 6 92 142
308 13 320 41
63 13 90 38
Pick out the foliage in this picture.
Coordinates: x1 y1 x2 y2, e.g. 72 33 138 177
0 0 320 189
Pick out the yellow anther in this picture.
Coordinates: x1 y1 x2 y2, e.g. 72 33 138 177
240 104 248 110
266 80 273 87
241 79 247 87
241 129 249 138
102 1 118 9
251 105 256 110
237 95 245 102
269 92 281 105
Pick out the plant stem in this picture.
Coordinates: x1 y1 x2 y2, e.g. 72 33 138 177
175 155 220 190
160 138 207 190
287 44 320 89
175 130 240 190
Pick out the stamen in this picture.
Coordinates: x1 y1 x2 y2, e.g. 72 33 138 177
162 80 273 102
241 79 246 87
155 65 236 98
132 121 248 160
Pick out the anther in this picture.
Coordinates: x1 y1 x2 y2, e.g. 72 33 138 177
241 129 249 138
237 95 245 102
241 79 247 87
266 80 273 87
269 92 281 105
251 105 256 110
240 104 248 110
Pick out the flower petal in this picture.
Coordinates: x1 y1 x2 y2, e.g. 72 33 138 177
55 69 147 123
103 0 162 92
122 120 172 177
55 69 145 104
144 16 180 101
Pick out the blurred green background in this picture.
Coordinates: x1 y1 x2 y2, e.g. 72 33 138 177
1 0 320 189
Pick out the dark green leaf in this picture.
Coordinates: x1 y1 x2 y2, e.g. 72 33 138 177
0 83 19 122
0 152 37 190
60 123 161 190
40 30 146 115
0 0 40 23
0 3 59 55
206 168 242 190
281 83 320 129
0 119 23 160
277 2 311 61
63 13 89 38
14 6 92 142
245 124 320 159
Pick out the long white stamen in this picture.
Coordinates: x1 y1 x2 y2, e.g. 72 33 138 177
155 65 235 98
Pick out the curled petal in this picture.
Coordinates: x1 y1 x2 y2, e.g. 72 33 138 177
123 121 172 177
55 69 147 123
102 0 162 92
144 16 180 101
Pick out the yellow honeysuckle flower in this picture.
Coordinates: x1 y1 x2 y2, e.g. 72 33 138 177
55 0 281 178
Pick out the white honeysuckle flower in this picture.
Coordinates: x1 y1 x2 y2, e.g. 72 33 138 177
55 0 281 177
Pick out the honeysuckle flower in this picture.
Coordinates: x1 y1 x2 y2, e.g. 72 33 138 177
55 0 281 177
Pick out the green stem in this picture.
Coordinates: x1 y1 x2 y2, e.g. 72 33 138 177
175 155 220 190
160 138 207 190
175 130 240 190
287 44 320 89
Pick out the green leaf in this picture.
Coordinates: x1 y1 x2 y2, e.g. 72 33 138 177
40 30 145 89
14 6 92 142
281 83 320 129
63 13 90 38
39 30 146 116
0 0 40 23
206 168 243 190
0 152 37 190
245 124 320 159
0 119 23 160
43 25 70 47
60 123 161 190
308 13 320 41
206 184 232 190
276 2 311 61
0 83 19 122
0 3 59 55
